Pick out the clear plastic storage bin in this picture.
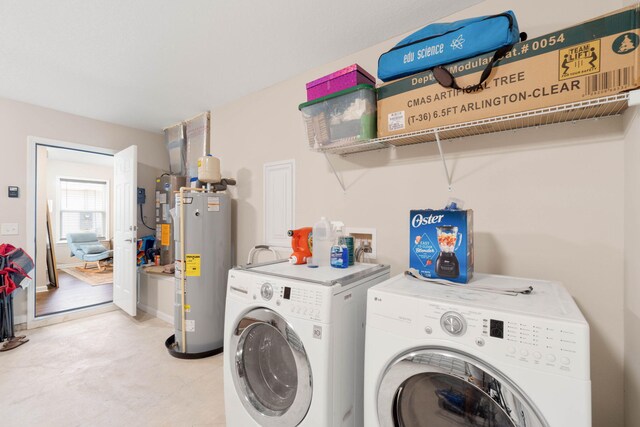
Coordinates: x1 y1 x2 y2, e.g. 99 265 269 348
298 84 376 150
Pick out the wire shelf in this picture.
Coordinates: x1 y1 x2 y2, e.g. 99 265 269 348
314 92 632 155
310 137 389 155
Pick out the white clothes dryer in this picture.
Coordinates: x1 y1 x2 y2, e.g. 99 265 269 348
224 261 390 427
364 273 591 427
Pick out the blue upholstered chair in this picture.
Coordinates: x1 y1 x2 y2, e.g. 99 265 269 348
66 232 113 271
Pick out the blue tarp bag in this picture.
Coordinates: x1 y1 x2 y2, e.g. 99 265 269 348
378 11 527 89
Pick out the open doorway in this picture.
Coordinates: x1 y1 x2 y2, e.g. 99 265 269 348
34 145 115 317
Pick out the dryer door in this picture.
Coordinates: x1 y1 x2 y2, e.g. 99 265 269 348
230 307 312 427
377 348 549 427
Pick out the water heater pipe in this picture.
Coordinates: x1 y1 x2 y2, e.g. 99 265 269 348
178 186 206 352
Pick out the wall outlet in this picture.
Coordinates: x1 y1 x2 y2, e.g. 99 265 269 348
345 227 376 260
1 223 19 235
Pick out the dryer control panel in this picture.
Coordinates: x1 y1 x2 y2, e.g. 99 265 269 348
367 289 590 381
420 300 590 380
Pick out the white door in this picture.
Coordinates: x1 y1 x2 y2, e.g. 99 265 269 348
113 145 137 316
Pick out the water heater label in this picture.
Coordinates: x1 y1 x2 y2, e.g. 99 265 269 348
207 196 220 212
161 224 171 246
185 254 201 276
186 319 195 332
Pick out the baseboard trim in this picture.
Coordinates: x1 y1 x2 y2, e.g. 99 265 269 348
137 302 174 325
26 303 117 330
15 314 27 326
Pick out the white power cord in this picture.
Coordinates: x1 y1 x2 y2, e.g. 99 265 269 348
404 269 533 296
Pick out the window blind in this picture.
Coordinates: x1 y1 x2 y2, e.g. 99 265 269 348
59 178 108 240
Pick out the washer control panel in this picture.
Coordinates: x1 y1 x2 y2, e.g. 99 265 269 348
227 271 331 322
279 284 326 320
260 283 273 301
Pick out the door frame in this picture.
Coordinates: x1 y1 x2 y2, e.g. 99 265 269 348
26 136 117 329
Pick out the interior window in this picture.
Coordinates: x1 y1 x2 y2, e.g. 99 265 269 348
58 177 109 241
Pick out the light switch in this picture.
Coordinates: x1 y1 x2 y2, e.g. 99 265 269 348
1 223 19 235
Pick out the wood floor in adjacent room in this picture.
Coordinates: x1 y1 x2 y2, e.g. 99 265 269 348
1 310 226 426
36 270 113 316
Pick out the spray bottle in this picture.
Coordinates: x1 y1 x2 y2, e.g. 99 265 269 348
330 222 349 269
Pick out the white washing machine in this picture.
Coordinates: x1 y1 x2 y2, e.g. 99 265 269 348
364 273 591 427
224 260 390 427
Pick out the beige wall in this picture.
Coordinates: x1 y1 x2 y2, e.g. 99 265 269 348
212 0 627 425
138 271 174 325
0 97 167 323
624 110 640 426
623 11 640 424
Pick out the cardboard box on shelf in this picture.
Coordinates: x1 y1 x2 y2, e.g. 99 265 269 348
409 209 474 284
377 6 640 139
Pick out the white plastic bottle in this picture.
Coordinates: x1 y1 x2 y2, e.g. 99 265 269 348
311 217 333 267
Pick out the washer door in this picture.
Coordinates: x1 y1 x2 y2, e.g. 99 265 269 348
377 348 549 427
231 307 312 427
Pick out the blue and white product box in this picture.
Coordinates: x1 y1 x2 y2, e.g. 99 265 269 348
409 209 474 284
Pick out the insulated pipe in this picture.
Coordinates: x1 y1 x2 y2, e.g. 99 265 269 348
178 186 206 353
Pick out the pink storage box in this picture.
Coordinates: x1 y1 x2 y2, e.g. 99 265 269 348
306 64 376 101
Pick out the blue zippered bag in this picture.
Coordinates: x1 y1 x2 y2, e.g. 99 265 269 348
378 11 526 89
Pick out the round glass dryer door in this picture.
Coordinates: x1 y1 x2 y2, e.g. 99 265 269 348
377 348 549 427
231 308 312 427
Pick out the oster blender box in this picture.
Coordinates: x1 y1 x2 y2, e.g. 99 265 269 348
409 209 474 283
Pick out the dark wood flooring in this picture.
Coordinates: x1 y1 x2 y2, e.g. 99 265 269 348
35 270 113 317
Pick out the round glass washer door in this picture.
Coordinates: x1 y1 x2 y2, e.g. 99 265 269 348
377 348 549 427
231 307 312 427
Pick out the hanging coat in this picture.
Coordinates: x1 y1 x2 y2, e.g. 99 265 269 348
0 244 34 294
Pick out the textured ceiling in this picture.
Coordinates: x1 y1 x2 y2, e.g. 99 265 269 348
0 0 481 131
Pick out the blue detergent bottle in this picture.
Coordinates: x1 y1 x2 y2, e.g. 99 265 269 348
330 222 349 269
330 244 349 268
